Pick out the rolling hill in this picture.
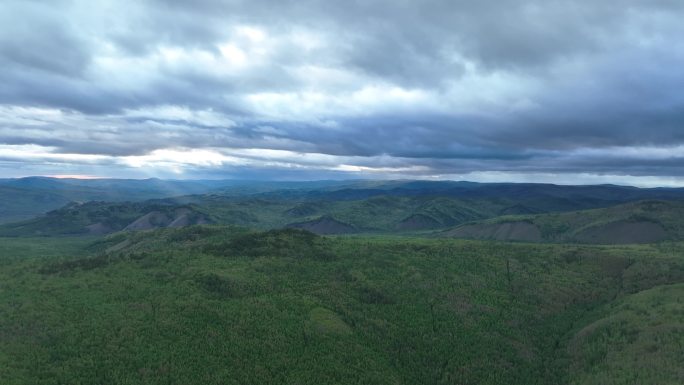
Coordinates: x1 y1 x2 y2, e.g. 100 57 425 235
0 201 212 236
444 200 684 244
0 185 73 224
0 177 350 224
7 179 684 239
0 177 217 224
9 194 684 241
7 177 684 226
0 194 512 236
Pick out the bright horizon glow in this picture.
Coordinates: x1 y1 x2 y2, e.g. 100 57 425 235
44 175 108 179
1 173 682 189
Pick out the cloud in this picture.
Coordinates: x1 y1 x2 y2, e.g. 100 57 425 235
1 0 684 184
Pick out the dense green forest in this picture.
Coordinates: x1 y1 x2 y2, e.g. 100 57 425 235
1 227 682 384
2 179 684 384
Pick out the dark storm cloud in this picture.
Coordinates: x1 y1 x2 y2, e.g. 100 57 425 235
0 2 90 77
1 0 684 182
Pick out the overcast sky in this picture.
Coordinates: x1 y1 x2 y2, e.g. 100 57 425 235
1 0 684 185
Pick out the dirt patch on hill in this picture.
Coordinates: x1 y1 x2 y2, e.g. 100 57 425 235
124 209 210 231
396 214 441 231
168 211 211 228
105 239 132 254
124 211 172 231
445 221 543 242
286 216 356 235
573 220 667 244
86 222 114 235
167 213 192 227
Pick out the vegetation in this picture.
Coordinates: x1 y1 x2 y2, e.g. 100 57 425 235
2 179 684 383
1 227 683 384
0 177 232 223
444 200 684 244
568 283 684 385
7 177 684 236
0 202 210 236
0 195 518 236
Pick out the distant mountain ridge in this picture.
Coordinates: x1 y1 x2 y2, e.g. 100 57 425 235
4 178 684 239
0 177 357 223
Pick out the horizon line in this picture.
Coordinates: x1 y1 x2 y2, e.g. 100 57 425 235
0 175 679 189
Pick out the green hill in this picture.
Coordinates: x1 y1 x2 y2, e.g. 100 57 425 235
1 227 683 384
0 195 509 237
0 177 339 224
0 178 220 224
0 185 72 224
444 200 684 244
12 197 684 240
8 178 684 228
172 195 508 233
0 201 211 237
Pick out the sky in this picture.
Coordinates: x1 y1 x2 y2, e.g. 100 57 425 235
1 0 684 186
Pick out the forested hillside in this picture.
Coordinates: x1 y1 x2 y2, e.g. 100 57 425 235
1 227 682 384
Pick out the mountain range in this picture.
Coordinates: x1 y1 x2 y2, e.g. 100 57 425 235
3 177 684 245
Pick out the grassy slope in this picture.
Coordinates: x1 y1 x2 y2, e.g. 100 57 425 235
1 228 683 384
